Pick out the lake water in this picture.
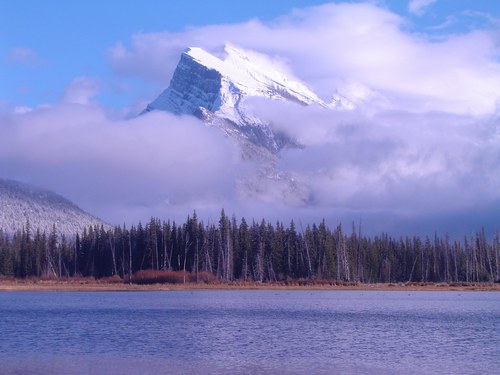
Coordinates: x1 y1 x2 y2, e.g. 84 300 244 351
0 290 498 374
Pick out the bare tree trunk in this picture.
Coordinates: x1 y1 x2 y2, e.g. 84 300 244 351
473 239 480 282
128 231 132 284
217 231 224 280
109 235 118 276
268 256 276 282
162 226 167 271
408 253 418 283
342 240 350 282
453 243 459 282
58 244 62 278
167 244 173 271
495 230 500 281
336 238 341 280
300 222 313 279
183 233 190 284
256 249 264 282
444 235 450 282
195 238 199 282
74 242 77 276
421 243 424 282
121 239 125 279
226 233 232 281
465 238 470 283
154 222 159 271
484 236 494 282
287 249 291 277
243 249 248 281
356 223 363 282
204 235 213 274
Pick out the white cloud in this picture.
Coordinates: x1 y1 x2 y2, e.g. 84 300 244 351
7 47 44 66
61 76 100 105
248 97 500 212
13 106 32 114
408 0 437 16
107 2 500 116
0 99 242 225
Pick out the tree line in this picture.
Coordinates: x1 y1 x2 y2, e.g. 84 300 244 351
0 210 499 283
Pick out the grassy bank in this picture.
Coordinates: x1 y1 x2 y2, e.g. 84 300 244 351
0 276 498 292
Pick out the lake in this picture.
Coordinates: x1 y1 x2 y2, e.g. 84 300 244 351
0 290 498 374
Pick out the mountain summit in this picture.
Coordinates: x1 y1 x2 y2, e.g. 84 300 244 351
143 45 330 153
141 45 353 204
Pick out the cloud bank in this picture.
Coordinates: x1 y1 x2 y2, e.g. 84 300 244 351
0 103 240 225
108 2 500 116
2 2 500 237
408 0 437 16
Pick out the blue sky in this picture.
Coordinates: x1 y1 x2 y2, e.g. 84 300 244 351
2 0 499 110
1 1 500 236
1 0 330 108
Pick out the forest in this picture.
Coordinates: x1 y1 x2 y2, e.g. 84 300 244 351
0 210 499 284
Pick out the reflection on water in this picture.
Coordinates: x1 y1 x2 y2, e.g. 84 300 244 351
0 291 498 374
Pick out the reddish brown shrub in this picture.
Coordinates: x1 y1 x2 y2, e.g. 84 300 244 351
99 275 123 284
131 270 190 284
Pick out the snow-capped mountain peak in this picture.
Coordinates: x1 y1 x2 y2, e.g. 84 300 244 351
142 45 330 153
185 45 327 107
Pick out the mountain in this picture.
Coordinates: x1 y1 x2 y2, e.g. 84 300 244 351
142 45 333 154
0 178 107 236
142 45 365 204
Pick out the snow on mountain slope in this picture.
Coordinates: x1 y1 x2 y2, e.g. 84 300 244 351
143 45 332 153
0 178 107 236
187 45 328 108
145 45 329 113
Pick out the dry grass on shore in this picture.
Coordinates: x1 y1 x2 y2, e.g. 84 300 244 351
0 274 498 292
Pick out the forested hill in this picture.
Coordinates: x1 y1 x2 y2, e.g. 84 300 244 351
0 210 498 283
0 178 106 236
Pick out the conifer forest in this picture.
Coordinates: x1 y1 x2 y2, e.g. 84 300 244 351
1 210 499 284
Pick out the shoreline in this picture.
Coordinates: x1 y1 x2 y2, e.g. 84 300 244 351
0 279 498 292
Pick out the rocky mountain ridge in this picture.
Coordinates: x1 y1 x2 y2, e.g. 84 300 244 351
142 45 339 154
